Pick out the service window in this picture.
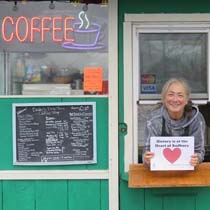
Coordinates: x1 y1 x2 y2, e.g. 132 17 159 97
137 31 208 162
123 14 210 171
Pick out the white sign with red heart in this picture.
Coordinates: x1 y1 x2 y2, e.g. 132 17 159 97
150 136 194 171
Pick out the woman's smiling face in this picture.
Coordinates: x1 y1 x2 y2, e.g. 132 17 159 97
164 82 188 120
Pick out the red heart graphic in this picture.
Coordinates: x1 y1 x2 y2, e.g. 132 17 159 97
163 148 181 163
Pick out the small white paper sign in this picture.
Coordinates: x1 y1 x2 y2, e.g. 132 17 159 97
150 136 194 171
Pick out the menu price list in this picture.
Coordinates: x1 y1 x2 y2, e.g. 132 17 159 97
13 102 96 165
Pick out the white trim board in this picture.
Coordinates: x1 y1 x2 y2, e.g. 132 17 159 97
125 13 210 22
108 0 119 210
0 170 109 180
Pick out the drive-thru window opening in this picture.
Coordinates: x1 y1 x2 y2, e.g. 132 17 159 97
124 14 210 188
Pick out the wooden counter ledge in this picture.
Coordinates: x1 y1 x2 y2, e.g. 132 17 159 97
129 163 210 188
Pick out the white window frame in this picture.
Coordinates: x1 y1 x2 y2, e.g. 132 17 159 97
123 13 210 172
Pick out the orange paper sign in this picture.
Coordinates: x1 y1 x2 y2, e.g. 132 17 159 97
84 67 103 92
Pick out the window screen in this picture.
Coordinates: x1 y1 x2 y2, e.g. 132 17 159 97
139 33 207 98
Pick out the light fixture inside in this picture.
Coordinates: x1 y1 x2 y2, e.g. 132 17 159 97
49 0 55 9
12 0 18 11
82 4 88 12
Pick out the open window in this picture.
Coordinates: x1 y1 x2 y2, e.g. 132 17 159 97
124 14 210 172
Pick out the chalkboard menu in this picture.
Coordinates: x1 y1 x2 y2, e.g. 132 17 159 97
13 102 96 165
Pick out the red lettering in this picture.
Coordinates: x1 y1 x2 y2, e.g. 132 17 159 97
2 16 14 42
64 16 74 42
41 16 51 42
30 17 41 42
16 16 28 42
52 16 62 42
1 15 76 43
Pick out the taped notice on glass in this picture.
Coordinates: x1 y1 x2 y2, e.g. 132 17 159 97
83 67 103 92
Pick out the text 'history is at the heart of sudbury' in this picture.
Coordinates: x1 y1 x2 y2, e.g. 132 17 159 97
154 139 190 148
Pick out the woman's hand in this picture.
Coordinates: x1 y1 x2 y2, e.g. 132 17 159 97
190 153 199 167
143 151 154 166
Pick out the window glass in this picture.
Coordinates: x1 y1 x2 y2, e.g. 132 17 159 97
8 52 108 95
139 33 207 97
0 1 108 95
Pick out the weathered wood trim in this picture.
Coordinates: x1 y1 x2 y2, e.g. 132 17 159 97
129 163 210 188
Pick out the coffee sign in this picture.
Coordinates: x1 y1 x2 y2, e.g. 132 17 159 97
1 15 104 50
2 16 75 43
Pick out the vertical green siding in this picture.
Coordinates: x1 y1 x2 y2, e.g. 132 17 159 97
1 180 108 210
68 180 108 210
145 188 198 210
163 196 195 210
101 180 109 210
0 182 2 210
68 180 100 210
196 187 210 210
145 189 162 210
3 181 35 210
120 180 144 210
36 181 67 210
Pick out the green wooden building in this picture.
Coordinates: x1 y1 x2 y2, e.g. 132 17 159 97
0 0 210 210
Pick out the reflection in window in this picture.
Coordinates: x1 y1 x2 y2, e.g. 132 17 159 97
9 52 108 95
139 33 207 96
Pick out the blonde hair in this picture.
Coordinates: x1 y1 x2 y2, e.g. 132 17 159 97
161 78 191 102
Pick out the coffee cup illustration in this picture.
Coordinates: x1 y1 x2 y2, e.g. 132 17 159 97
62 10 105 50
72 22 102 47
